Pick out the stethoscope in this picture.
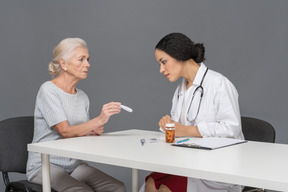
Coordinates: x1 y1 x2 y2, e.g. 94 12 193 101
172 67 209 122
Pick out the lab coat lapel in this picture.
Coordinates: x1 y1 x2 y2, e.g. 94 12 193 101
184 63 208 125
172 79 185 122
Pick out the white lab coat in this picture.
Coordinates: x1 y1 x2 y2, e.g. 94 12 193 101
173 63 243 192
139 63 244 192
171 63 244 140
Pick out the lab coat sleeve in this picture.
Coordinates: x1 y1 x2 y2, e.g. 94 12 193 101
197 78 243 139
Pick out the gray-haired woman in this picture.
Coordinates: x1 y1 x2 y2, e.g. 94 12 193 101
26 38 126 192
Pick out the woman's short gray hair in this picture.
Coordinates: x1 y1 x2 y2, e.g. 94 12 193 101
48 38 87 77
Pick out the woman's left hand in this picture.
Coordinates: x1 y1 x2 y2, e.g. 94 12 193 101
89 125 104 136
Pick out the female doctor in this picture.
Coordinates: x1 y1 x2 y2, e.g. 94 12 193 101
144 33 244 192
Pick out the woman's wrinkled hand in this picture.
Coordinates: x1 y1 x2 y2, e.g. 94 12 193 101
88 125 104 136
98 102 121 125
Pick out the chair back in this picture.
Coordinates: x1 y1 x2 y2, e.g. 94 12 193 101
241 116 275 143
0 116 34 173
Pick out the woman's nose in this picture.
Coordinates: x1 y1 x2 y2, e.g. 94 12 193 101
86 60 91 68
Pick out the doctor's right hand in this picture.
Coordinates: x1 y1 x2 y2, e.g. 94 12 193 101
159 115 173 131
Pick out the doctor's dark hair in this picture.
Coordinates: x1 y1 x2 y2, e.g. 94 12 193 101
155 32 205 64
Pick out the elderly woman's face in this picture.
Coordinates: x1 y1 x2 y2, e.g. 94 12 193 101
155 49 183 82
66 47 90 80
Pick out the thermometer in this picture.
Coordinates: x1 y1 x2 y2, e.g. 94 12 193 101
120 104 133 113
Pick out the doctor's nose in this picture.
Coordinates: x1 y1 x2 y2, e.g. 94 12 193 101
159 64 165 73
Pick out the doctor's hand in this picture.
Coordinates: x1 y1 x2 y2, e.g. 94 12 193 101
174 122 202 137
98 102 121 126
159 115 173 131
173 122 187 137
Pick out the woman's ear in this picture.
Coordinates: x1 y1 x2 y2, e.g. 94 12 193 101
59 58 67 71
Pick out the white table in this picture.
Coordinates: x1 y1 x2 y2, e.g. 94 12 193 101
28 129 288 192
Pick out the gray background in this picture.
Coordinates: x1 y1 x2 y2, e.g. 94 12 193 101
0 1 287 192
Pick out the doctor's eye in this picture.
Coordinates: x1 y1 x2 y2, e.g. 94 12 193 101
162 60 167 65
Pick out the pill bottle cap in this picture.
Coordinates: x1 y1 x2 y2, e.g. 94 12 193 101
165 123 175 128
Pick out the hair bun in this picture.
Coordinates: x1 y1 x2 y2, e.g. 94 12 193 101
155 33 206 64
48 61 61 77
194 43 205 63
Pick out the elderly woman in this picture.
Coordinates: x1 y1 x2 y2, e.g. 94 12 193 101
143 32 244 192
26 38 126 192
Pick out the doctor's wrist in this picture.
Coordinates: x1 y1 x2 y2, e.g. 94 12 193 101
191 126 201 137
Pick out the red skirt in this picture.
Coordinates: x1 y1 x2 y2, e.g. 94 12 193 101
146 172 187 192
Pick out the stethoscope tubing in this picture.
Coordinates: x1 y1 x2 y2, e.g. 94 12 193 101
175 67 209 122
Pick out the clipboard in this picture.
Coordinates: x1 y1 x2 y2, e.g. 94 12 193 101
171 137 247 150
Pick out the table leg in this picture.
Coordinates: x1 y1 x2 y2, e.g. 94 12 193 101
41 154 51 192
132 168 138 192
